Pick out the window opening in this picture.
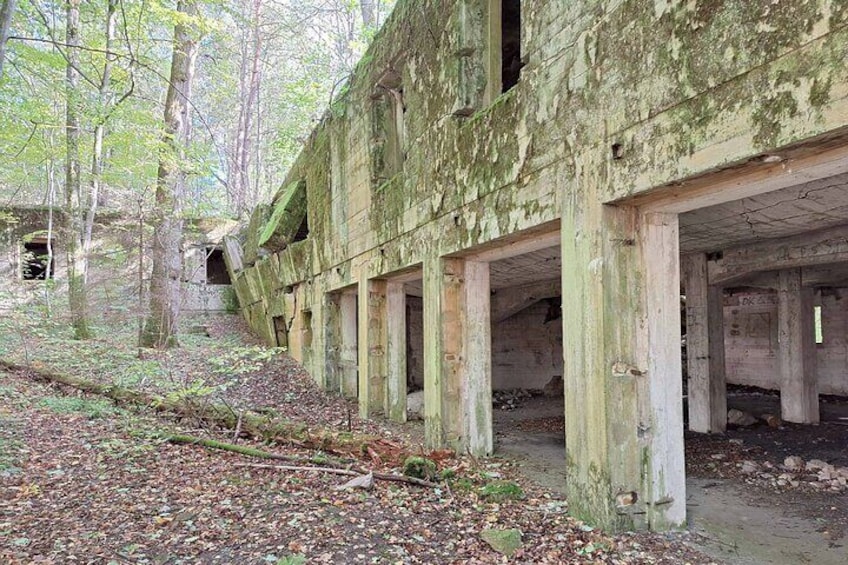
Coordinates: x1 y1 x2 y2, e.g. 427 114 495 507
22 240 53 280
501 0 523 92
293 214 310 243
205 247 231 285
814 305 823 345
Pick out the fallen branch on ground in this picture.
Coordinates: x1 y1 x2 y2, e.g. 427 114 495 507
0 359 367 454
235 462 440 488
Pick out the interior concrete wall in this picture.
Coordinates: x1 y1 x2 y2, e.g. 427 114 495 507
406 295 424 389
724 289 848 395
492 300 562 390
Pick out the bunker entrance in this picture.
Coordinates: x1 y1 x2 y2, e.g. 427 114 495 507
205 247 231 285
22 239 53 281
486 243 564 467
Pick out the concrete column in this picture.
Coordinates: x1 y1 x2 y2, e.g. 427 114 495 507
562 197 686 532
422 255 493 455
682 253 727 433
778 269 819 423
385 282 407 422
323 293 341 394
358 279 387 418
339 293 358 399
462 260 493 456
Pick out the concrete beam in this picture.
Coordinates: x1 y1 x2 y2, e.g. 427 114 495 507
490 278 560 323
708 225 848 286
682 253 727 434
778 270 820 424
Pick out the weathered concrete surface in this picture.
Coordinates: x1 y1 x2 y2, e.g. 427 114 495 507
225 0 848 532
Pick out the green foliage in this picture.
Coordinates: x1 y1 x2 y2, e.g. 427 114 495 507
274 555 306 565
38 396 117 419
402 456 437 481
208 346 280 376
478 480 525 502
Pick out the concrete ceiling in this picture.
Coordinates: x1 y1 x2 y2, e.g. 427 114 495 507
679 173 848 253
489 246 561 289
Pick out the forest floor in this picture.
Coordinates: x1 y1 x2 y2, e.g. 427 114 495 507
0 310 719 564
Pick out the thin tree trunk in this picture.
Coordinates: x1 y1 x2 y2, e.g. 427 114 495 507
360 0 376 29
141 0 199 349
65 0 92 340
0 0 17 79
83 0 118 284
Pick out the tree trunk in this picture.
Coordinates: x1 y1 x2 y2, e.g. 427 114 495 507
0 0 16 79
229 0 262 217
360 0 376 29
65 0 92 340
141 0 200 349
83 0 118 280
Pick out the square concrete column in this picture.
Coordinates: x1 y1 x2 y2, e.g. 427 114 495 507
422 256 493 455
682 253 727 433
358 279 387 418
562 199 685 532
339 293 359 399
385 282 408 422
778 269 819 424
323 293 342 394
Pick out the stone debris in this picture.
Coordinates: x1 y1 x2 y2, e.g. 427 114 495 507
542 375 564 398
493 389 535 410
761 413 781 428
335 472 374 491
407 390 424 420
738 455 848 493
727 408 758 427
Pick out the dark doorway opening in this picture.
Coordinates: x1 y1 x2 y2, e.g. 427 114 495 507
501 0 523 93
293 215 310 243
206 248 231 285
22 241 53 280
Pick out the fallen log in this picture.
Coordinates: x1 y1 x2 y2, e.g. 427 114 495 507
0 359 365 453
235 462 439 488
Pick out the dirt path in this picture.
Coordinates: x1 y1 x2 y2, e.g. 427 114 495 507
688 478 846 564
494 395 848 565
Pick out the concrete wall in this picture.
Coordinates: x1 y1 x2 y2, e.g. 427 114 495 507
492 301 562 390
725 289 848 395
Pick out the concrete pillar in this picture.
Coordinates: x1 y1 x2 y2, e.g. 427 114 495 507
359 279 387 418
562 198 686 532
323 293 341 394
422 255 493 455
385 282 407 422
339 293 358 399
778 269 819 423
682 253 727 433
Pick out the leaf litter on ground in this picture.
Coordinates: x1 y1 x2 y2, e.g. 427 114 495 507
0 312 719 563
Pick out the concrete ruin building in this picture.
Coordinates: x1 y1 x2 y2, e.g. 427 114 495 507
224 0 848 531
1 207 237 314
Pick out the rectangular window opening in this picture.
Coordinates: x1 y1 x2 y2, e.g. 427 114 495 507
501 0 523 93
814 305 823 344
205 247 231 285
22 240 54 280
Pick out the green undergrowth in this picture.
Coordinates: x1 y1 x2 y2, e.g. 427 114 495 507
38 396 119 419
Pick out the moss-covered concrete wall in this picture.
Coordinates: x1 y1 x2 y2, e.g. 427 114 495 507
228 0 848 532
